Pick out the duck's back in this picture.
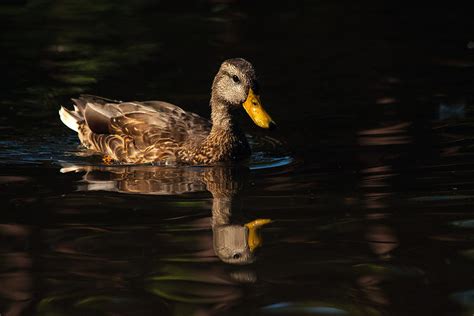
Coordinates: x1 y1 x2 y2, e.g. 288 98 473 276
61 95 212 164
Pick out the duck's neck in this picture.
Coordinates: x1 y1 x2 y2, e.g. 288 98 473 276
209 95 239 134
204 95 249 161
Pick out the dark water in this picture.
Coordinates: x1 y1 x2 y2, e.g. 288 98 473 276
1 1 474 315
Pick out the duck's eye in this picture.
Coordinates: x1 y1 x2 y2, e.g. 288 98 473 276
233 253 241 260
232 75 240 83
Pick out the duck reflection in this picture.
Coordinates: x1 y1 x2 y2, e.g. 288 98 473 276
60 163 271 265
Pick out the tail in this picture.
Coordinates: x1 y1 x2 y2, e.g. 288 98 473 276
59 105 83 132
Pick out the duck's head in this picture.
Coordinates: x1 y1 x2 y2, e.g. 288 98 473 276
212 58 276 129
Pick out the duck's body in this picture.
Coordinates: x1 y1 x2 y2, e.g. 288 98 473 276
59 58 274 165
63 95 250 164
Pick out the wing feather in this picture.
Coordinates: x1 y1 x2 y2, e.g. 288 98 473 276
76 96 212 162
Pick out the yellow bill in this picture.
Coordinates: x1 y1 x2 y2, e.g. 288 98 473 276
243 88 276 129
245 218 272 252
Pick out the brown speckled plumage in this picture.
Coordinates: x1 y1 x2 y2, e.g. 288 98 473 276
59 58 264 164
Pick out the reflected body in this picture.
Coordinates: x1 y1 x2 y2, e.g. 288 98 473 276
61 163 271 265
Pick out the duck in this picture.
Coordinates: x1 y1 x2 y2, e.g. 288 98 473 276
59 58 276 165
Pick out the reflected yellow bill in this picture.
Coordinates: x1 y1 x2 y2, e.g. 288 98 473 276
245 218 272 252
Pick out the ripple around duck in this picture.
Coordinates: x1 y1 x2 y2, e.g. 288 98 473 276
247 135 294 171
0 133 295 172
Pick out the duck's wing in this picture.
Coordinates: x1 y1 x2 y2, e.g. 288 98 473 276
74 96 211 148
134 100 212 143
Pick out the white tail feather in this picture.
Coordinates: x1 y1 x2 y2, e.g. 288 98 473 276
59 106 80 132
